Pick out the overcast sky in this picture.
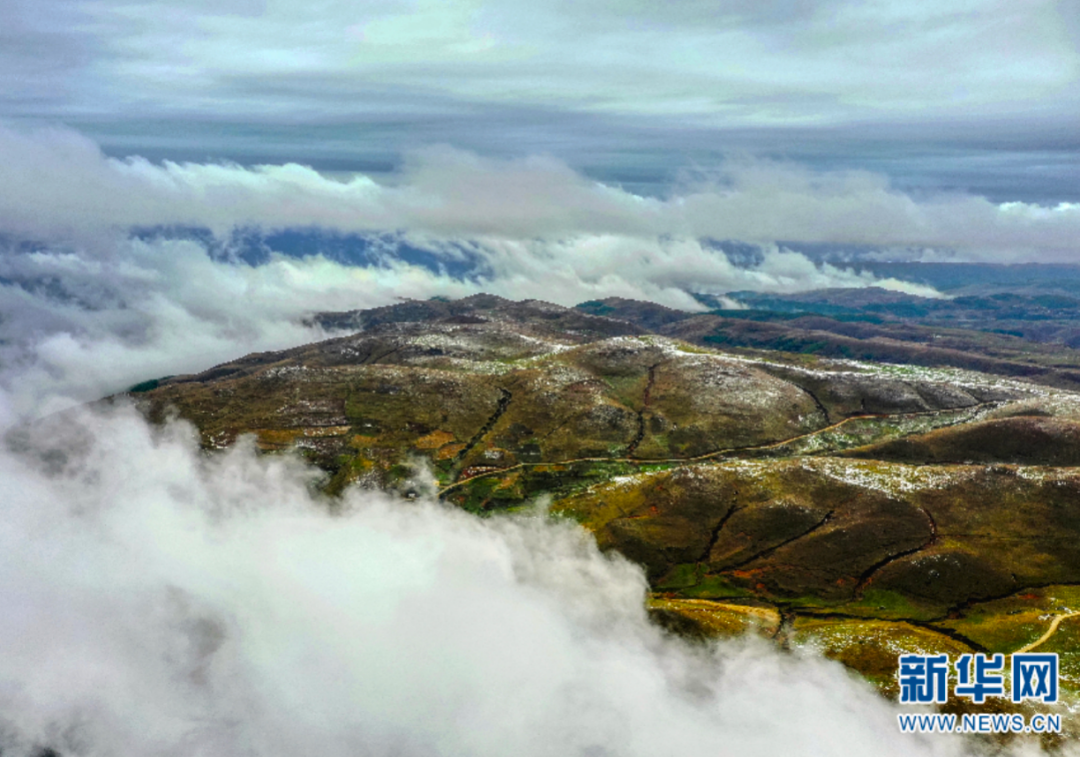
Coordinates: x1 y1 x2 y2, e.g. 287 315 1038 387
4 0 1080 200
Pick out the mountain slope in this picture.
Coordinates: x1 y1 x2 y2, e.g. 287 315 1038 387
113 294 1080 722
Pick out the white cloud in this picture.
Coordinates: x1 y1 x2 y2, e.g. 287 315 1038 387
0 403 974 757
5 124 1080 419
3 126 1080 254
0 233 486 417
1 231 889 418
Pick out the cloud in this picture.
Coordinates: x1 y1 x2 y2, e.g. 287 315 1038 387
0 402 976 757
3 126 1080 257
0 232 490 417
5 1 1078 208
6 0 1077 129
7 125 1080 264
1 229 897 418
4 124 1078 419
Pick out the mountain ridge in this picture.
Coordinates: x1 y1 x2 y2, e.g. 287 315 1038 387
97 292 1080 730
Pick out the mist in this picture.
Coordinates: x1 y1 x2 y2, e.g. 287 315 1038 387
0 401 977 757
2 126 1079 258
7 123 1074 419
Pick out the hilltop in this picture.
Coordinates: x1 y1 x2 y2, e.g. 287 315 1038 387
112 293 1080 738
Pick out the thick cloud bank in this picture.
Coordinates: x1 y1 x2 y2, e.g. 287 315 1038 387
0 232 474 418
0 126 934 417
0 403 969 757
2 126 1078 258
5 124 1078 418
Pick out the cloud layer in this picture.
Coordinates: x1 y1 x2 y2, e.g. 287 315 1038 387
0 403 976 757
4 1 1078 205
5 0 1077 128
3 126 1078 256
2 124 1080 418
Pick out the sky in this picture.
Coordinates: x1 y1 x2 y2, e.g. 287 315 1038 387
3 0 1079 199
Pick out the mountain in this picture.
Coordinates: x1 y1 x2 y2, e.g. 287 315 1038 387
581 293 1080 389
119 293 1080 731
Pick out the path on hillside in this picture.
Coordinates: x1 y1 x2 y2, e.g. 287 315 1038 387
1015 612 1080 654
438 401 998 495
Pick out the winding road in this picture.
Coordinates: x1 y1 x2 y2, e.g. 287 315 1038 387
1016 612 1080 654
439 400 998 495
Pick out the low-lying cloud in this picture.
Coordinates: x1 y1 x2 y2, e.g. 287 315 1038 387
0 123 1077 418
0 402 974 757
2 126 1079 257
0 232 480 417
